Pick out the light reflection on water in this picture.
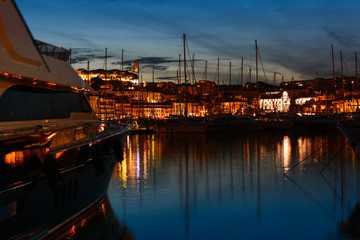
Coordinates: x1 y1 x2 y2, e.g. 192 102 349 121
109 131 360 240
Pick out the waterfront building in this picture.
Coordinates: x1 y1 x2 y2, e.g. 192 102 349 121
259 91 291 112
77 68 360 118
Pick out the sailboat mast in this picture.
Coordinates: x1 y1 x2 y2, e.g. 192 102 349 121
105 48 108 80
229 61 232 86
87 61 90 83
183 33 188 117
178 54 182 116
241 57 244 85
356 52 359 111
178 54 181 84
183 34 187 85
205 60 208 81
255 40 259 114
340 51 345 112
152 67 154 83
217 57 220 104
331 44 336 90
192 53 195 84
249 68 251 83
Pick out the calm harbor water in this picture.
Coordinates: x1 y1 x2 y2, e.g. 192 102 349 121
108 130 360 240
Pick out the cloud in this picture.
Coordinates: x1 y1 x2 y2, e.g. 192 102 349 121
122 56 180 71
323 27 360 50
157 75 178 81
71 48 113 64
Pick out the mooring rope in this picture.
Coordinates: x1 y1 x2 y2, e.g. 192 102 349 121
284 141 328 175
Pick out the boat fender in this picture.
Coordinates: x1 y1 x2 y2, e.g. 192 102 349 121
113 138 124 163
44 156 64 191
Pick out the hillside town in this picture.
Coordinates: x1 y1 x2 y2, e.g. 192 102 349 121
76 67 360 121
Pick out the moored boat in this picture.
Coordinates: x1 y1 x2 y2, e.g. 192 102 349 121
0 1 131 238
337 116 360 156
255 113 295 131
206 114 256 132
154 117 208 133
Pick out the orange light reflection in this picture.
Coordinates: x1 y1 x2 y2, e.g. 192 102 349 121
4 151 24 166
283 136 291 172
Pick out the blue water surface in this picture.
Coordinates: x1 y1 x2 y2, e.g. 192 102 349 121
108 131 359 240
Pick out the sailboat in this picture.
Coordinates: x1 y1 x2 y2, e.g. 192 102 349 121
153 34 208 133
336 51 360 158
0 1 131 238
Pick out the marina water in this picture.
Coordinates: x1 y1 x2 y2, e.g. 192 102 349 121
108 130 359 239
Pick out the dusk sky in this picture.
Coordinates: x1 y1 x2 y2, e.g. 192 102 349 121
16 0 360 85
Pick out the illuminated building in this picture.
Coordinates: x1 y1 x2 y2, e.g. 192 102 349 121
76 69 139 84
76 67 360 118
259 91 291 112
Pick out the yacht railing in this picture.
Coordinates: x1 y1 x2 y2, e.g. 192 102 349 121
34 40 71 62
0 120 131 153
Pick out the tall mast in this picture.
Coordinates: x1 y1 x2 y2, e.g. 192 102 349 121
183 33 188 117
255 40 259 114
183 34 187 85
331 44 336 90
192 53 195 84
229 61 232 86
217 57 220 104
249 68 252 83
356 52 359 90
356 52 359 111
178 54 181 84
87 60 90 83
205 60 208 81
255 40 258 94
105 48 108 80
340 51 345 112
152 67 154 83
241 57 244 85
178 54 182 116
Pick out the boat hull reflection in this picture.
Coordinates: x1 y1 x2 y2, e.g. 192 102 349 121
43 195 134 240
